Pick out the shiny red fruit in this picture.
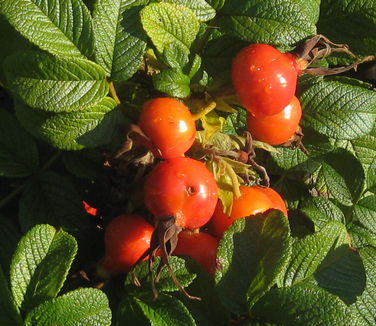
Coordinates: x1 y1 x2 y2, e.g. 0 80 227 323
101 214 154 274
173 230 218 275
138 97 196 159
144 157 218 229
232 44 300 116
247 96 302 145
209 185 287 237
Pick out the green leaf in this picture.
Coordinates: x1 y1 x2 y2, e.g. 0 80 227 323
117 294 196 326
153 68 191 98
352 196 376 235
317 149 365 206
24 288 111 326
140 2 200 52
18 172 89 235
317 0 376 55
367 158 376 193
5 51 108 113
15 98 121 151
0 109 38 177
10 224 77 312
252 283 352 326
280 222 348 287
270 147 319 173
93 0 147 81
300 196 346 229
222 107 247 136
178 264 230 326
0 0 94 57
0 16 32 85
352 247 376 325
348 223 376 248
351 125 376 170
163 0 216 22
0 217 21 276
300 77 376 140
161 42 190 69
0 266 22 326
125 256 196 294
62 150 103 179
312 247 366 305
215 210 291 314
218 0 318 46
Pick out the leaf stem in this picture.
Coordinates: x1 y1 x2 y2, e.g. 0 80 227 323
0 151 62 209
192 101 217 121
224 161 242 198
108 81 121 105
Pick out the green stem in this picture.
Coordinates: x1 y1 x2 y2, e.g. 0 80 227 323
109 81 121 105
0 151 62 209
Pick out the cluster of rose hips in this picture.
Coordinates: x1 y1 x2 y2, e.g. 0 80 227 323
233 44 304 145
99 44 291 279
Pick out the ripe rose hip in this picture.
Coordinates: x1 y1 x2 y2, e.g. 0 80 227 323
232 43 300 116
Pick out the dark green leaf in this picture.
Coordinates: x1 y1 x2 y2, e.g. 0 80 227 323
126 294 196 326
15 98 121 151
0 217 21 276
24 288 111 326
178 260 230 326
300 77 376 140
312 246 366 305
5 51 108 112
140 2 200 52
0 266 22 326
163 0 216 22
218 0 318 46
215 210 291 314
352 247 376 325
62 150 103 179
317 149 365 206
317 0 376 55
0 109 38 177
93 0 147 81
125 256 196 294
153 68 191 98
10 225 77 312
0 0 95 57
18 172 89 235
300 197 346 229
252 283 353 326
280 222 348 287
353 196 376 235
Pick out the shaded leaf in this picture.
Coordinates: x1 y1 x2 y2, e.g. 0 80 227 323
215 211 291 314
0 109 38 177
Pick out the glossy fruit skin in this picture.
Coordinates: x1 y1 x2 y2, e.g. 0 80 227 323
138 97 196 159
232 44 299 116
101 214 154 274
82 200 97 216
209 185 287 237
173 230 218 275
144 157 218 229
246 96 302 145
